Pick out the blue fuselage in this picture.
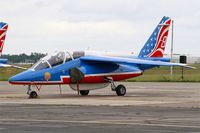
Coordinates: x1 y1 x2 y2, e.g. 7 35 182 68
9 56 170 85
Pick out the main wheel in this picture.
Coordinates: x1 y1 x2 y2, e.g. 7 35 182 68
29 91 38 98
116 85 126 96
80 90 89 96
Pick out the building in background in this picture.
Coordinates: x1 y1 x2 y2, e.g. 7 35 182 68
164 54 200 64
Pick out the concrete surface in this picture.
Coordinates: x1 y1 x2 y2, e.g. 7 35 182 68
0 81 199 133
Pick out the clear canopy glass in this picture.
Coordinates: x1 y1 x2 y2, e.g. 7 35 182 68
31 51 72 71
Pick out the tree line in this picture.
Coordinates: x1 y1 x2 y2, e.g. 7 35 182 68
1 53 46 63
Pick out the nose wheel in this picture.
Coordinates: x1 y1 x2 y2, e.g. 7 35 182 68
29 91 38 98
27 85 38 98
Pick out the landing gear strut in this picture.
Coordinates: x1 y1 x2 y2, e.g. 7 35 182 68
104 77 126 96
27 85 38 98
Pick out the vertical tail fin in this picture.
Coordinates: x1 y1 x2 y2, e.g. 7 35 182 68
0 22 8 56
138 16 171 58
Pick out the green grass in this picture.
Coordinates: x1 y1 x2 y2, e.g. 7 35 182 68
0 65 32 81
0 64 199 82
127 64 200 82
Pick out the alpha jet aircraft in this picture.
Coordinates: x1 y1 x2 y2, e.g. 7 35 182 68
9 16 193 98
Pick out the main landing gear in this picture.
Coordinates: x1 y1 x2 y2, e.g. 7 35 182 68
27 85 38 98
115 85 126 96
80 90 90 96
105 77 126 96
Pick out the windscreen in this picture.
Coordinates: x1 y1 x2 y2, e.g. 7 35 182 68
33 60 50 71
31 51 72 71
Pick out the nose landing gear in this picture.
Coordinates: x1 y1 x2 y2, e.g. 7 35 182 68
27 85 38 98
29 91 38 98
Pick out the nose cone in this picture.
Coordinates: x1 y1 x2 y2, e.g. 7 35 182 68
9 70 33 84
9 75 21 84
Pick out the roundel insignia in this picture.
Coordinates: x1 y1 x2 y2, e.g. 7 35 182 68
44 72 51 81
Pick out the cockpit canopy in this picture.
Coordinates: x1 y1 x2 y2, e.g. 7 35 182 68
47 51 66 67
31 51 85 71
31 51 71 71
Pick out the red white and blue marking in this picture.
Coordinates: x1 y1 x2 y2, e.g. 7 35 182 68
139 16 171 58
9 16 191 87
9 71 142 85
0 22 8 56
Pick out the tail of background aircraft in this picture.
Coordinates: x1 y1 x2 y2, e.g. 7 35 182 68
138 16 171 58
0 22 8 56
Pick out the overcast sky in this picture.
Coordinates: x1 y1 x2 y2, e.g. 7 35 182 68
1 0 200 56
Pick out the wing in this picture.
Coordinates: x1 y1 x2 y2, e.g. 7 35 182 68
0 63 27 69
80 55 195 69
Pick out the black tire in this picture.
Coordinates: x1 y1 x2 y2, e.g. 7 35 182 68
80 90 89 96
29 91 38 98
116 85 126 96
